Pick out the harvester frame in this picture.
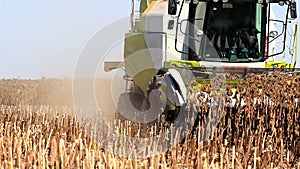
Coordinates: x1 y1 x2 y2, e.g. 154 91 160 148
104 0 299 123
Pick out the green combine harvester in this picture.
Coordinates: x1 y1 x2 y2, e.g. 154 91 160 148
105 0 299 123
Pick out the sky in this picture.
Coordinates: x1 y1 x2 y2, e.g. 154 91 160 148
0 1 299 79
0 0 130 79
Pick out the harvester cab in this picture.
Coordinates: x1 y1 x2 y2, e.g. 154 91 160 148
168 0 298 66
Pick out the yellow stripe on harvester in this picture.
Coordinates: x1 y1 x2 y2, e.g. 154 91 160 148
144 0 160 13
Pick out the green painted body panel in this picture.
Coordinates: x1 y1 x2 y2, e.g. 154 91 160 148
265 61 294 69
256 4 262 49
139 0 149 13
169 60 200 68
124 33 156 93
294 23 298 65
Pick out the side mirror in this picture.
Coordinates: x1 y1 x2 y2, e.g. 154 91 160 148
290 1 297 19
168 0 177 15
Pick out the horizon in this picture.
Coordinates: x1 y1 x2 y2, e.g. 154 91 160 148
0 1 299 79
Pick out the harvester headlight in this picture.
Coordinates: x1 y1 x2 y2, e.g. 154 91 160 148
222 0 229 2
181 63 188 67
213 0 218 2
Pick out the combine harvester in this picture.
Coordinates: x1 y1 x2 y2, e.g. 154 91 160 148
105 0 298 123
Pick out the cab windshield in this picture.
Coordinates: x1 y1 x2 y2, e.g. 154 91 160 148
201 2 262 62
